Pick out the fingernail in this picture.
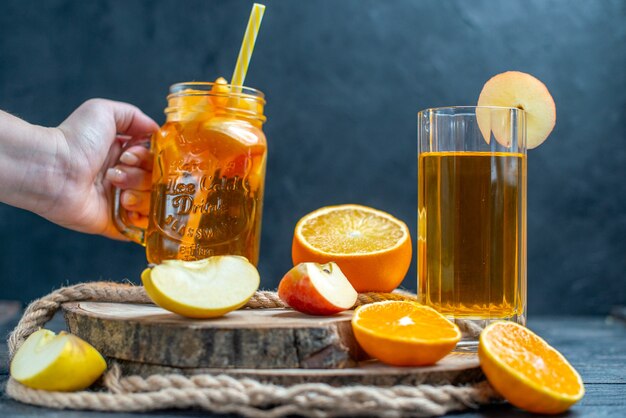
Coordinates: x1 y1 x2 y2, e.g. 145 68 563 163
123 191 138 206
120 151 140 166
106 168 126 183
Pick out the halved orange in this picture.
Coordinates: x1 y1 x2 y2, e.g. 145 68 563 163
479 322 584 414
352 301 461 366
292 204 412 292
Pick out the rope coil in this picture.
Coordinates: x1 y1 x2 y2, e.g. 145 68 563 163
5 281 498 417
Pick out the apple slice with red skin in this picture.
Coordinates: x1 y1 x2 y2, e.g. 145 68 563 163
278 262 358 316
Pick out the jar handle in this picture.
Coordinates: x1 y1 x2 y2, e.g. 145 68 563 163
111 134 153 245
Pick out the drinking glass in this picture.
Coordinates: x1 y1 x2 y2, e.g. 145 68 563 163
417 106 527 349
113 82 267 266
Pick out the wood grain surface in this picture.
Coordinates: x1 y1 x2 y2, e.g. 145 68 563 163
114 353 484 387
63 302 364 369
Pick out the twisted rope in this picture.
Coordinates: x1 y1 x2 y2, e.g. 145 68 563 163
6 374 498 417
8 282 149 357
5 281 497 417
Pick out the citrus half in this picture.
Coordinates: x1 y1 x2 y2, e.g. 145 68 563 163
351 301 461 366
292 204 412 292
479 321 584 414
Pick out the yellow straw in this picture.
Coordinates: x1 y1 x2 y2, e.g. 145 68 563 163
231 3 265 88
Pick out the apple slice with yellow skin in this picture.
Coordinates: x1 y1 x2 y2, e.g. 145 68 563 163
278 262 358 315
477 71 556 149
10 329 106 391
142 256 260 318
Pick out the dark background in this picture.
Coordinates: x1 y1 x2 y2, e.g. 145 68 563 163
0 0 624 315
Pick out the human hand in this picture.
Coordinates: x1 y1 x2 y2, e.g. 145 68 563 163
51 99 158 239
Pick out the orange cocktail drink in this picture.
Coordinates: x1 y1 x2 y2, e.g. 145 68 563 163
146 81 267 265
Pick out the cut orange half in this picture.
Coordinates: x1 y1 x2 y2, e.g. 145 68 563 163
352 301 461 366
479 322 584 414
292 204 412 292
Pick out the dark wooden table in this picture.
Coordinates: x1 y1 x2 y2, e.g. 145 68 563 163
1 304 625 417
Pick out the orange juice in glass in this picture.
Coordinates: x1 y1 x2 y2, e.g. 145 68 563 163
417 106 527 349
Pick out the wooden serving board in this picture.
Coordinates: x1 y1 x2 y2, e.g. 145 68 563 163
64 302 364 369
114 354 483 387
63 302 483 386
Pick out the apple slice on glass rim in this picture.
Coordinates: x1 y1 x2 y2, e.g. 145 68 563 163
476 71 556 149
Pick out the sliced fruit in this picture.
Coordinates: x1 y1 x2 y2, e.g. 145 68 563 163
142 256 260 318
200 116 265 152
292 204 412 292
10 329 106 392
227 94 263 116
169 92 212 123
352 301 461 366
477 71 556 149
479 321 584 414
278 262 358 315
210 77 230 108
169 77 231 122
